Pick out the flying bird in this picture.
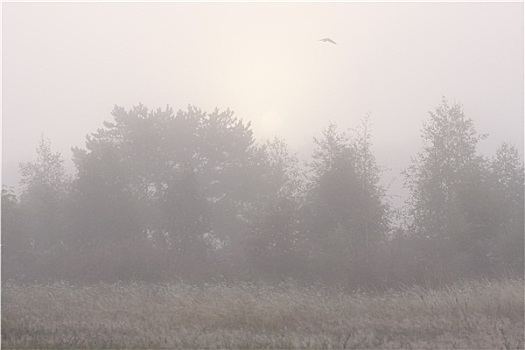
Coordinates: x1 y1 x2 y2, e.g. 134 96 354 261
319 37 337 45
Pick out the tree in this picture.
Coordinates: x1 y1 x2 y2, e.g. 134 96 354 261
404 98 486 240
304 122 388 285
70 105 205 278
305 124 360 239
403 98 504 278
490 143 524 211
352 114 391 251
489 143 524 272
243 138 306 280
2 186 31 278
19 136 69 255
70 104 267 280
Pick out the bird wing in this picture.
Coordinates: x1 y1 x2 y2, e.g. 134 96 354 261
319 37 337 45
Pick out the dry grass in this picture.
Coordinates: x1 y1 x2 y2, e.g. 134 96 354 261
2 277 524 349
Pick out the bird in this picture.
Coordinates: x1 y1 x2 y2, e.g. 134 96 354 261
319 37 337 45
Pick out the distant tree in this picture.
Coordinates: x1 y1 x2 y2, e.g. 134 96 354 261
402 98 511 278
70 116 139 253
304 122 388 285
490 143 524 216
2 186 31 278
352 114 391 251
70 104 266 279
351 115 391 284
488 143 524 272
305 124 360 239
403 98 486 240
71 105 203 278
243 138 306 280
195 107 263 273
19 136 69 255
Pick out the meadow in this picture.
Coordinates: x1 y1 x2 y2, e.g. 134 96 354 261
2 277 523 349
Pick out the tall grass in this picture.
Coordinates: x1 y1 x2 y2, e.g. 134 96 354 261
2 277 523 349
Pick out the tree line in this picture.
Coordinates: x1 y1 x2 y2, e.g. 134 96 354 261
2 98 523 286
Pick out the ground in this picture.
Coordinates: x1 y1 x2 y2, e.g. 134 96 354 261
2 277 523 349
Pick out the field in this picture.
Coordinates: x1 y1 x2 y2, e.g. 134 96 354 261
2 278 524 349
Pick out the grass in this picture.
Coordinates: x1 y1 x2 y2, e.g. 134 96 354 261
2 277 524 349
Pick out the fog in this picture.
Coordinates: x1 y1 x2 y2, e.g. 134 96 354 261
3 2 523 204
2 5 525 347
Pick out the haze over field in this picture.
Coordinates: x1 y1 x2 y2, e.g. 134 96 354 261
2 5 524 348
3 2 523 205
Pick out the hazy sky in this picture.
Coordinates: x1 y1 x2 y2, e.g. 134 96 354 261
3 2 523 205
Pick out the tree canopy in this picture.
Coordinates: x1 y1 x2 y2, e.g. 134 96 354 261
3 99 523 285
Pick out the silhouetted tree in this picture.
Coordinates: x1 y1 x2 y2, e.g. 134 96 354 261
404 98 486 238
243 138 306 280
2 186 31 278
70 104 267 280
19 137 69 255
489 143 524 273
304 122 388 285
403 98 501 278
353 115 391 248
8 99 518 285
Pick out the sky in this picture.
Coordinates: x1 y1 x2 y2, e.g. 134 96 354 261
2 2 524 207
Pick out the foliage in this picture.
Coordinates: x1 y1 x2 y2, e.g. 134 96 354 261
243 138 307 280
488 143 525 272
403 98 524 278
404 98 486 239
69 104 272 279
3 99 522 285
304 120 390 285
17 136 69 254
1 186 30 272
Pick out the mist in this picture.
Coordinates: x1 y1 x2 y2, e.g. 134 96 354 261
2 2 524 349
3 3 523 190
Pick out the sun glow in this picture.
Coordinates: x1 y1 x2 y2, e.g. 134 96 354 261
222 43 308 141
213 29 336 144
232 46 298 105
254 110 284 140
